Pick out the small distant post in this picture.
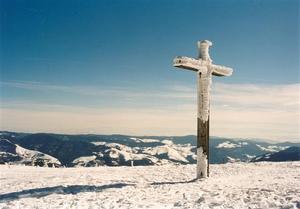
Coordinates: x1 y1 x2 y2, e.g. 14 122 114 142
173 40 233 178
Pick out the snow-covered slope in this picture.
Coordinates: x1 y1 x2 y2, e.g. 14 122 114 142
142 140 195 163
251 146 300 162
216 141 248 148
75 140 195 167
129 137 160 143
0 139 61 167
256 144 290 152
0 162 299 209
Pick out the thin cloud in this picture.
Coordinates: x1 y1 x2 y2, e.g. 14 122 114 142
212 83 300 110
0 81 195 100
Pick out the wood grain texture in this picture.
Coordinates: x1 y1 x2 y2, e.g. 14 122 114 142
197 117 209 176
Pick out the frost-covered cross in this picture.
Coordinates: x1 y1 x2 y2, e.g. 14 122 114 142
173 40 233 178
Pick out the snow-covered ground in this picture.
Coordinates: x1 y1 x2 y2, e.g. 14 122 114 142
0 162 299 209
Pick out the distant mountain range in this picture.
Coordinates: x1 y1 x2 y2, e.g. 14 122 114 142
0 131 299 167
251 147 300 162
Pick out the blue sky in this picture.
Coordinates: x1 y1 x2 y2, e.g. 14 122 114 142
0 0 299 141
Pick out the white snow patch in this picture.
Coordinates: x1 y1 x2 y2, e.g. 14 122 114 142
91 141 106 146
141 138 160 143
256 144 289 152
161 139 173 145
130 137 160 143
227 156 240 163
217 141 241 148
129 137 141 143
72 156 97 164
264 153 271 159
244 154 256 159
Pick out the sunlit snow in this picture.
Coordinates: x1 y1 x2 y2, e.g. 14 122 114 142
0 162 299 209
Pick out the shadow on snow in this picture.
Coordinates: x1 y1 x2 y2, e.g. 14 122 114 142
150 178 200 185
0 179 202 202
0 183 134 202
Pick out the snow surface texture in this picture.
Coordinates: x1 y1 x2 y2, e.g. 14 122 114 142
0 162 299 209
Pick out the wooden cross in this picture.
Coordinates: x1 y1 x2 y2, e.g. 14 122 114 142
173 40 233 178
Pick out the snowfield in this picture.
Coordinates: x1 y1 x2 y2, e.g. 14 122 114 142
0 162 299 209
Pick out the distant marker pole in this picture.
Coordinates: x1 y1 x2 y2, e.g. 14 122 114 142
173 40 233 178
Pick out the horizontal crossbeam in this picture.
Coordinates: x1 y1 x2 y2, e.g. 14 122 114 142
173 56 233 77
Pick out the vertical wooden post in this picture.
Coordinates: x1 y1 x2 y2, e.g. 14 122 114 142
196 72 209 178
173 40 233 179
197 118 209 176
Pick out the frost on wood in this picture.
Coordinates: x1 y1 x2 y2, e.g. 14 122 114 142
197 67 212 122
198 40 212 62
196 147 208 178
173 40 233 179
197 40 213 123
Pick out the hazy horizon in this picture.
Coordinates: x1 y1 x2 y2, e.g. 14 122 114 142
1 130 299 144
